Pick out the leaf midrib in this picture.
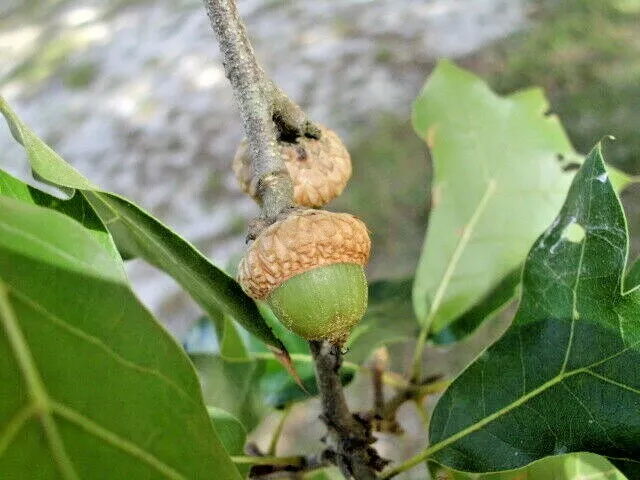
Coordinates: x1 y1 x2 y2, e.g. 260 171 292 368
422 340 640 467
0 280 190 480
425 179 498 328
8 285 195 405
0 281 80 479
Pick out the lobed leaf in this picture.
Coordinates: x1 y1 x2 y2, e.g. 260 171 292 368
412 60 578 336
428 145 640 476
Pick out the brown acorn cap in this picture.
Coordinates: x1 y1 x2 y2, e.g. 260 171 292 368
232 125 352 208
237 209 370 300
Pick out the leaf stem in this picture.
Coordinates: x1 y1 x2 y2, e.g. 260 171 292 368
231 455 304 466
267 403 292 456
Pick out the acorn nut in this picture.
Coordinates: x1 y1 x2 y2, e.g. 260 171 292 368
233 125 352 208
237 209 371 345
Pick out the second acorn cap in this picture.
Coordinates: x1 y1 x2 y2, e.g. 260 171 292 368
233 125 352 208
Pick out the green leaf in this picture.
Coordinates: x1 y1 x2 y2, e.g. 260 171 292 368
190 354 268 432
345 278 419 364
0 169 122 264
207 408 249 479
411 60 577 335
427 145 640 476
0 168 37 201
430 453 627 480
0 197 240 479
262 358 356 410
0 96 285 353
207 408 246 458
432 268 521 345
212 315 250 361
625 256 640 289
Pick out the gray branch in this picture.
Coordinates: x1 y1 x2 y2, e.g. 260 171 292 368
202 2 383 478
310 341 387 479
203 0 319 231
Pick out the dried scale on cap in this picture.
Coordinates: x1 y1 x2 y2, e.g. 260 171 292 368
237 209 371 345
233 125 352 208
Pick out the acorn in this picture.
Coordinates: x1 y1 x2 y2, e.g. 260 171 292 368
233 125 352 208
237 209 370 345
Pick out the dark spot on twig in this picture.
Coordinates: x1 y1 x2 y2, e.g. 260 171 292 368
295 144 308 161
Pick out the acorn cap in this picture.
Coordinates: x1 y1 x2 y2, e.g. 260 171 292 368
232 125 352 208
237 209 370 300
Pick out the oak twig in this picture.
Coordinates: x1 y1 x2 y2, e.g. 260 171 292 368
203 0 319 238
310 341 388 479
203 1 384 479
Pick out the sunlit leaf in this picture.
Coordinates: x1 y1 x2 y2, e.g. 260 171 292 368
412 60 578 335
430 452 627 480
0 169 121 263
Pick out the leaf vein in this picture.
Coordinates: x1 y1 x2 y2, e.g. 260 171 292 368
9 286 195 405
52 402 188 480
0 403 37 458
0 282 80 480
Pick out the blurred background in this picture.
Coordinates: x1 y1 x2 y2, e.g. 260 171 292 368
2 0 639 335
2 1 640 477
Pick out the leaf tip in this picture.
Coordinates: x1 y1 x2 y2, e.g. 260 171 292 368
268 346 309 394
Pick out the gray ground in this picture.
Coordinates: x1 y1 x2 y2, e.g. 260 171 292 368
1 0 526 335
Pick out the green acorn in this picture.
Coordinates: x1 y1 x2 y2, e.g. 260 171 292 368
237 209 371 345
